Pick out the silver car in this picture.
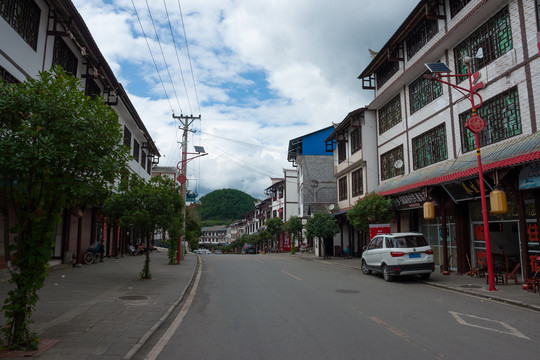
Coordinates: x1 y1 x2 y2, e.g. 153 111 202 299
361 232 434 281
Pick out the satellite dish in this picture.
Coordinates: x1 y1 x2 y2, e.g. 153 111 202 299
394 159 404 169
328 204 335 211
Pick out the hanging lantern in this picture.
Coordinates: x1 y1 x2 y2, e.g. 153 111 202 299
490 189 507 214
423 201 435 220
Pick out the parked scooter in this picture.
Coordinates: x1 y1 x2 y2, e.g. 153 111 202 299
83 242 104 264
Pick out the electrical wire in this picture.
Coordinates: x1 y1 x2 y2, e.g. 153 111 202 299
130 0 174 114
144 0 183 114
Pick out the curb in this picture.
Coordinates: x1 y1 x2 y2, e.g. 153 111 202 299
123 255 200 360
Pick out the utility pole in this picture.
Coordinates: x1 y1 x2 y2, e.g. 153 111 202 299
173 114 201 263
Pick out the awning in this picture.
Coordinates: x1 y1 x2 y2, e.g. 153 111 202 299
374 132 540 196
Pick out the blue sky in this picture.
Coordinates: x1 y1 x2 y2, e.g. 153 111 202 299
73 0 419 199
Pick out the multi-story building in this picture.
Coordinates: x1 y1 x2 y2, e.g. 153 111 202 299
0 0 159 265
200 226 227 246
325 108 378 256
357 0 540 277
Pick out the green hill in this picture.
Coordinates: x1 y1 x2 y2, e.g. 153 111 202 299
196 189 257 227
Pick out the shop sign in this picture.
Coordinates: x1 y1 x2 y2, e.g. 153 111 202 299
442 178 494 202
393 191 426 209
519 161 540 190
369 224 390 240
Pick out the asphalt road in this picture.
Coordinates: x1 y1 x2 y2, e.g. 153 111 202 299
136 254 540 360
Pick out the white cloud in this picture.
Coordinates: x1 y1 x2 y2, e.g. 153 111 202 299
73 0 419 199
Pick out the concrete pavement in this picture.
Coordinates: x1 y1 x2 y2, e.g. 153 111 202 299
0 250 539 359
296 252 540 312
0 250 197 359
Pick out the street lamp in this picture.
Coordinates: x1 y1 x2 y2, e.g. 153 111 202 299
424 56 497 291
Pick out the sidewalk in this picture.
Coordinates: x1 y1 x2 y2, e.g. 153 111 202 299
0 250 198 359
296 252 540 312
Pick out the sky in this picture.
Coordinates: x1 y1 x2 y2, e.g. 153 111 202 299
72 0 419 200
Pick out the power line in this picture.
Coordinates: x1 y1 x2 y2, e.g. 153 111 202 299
177 0 201 116
198 130 288 153
144 0 183 114
130 0 174 113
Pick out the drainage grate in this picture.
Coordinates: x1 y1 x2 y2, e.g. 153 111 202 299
119 295 148 300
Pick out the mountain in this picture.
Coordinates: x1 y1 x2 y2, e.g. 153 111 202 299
196 189 257 226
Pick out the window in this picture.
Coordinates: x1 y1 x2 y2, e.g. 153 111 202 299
454 6 512 83
450 0 472 18
460 87 521 153
0 64 19 84
412 123 448 170
376 60 399 90
406 18 439 61
409 72 443 114
339 176 347 201
141 151 147 170
338 141 346 163
378 95 401 134
537 0 540 31
53 37 78 75
380 145 404 181
85 78 101 99
351 128 362 154
147 158 152 175
133 140 140 162
123 126 132 148
351 168 363 197
1 0 40 50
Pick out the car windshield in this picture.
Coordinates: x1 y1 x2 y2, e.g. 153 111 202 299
392 236 428 248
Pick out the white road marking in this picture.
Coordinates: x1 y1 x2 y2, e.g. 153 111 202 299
449 311 530 340
144 262 203 360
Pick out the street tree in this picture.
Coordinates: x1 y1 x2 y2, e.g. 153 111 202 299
104 176 183 278
0 67 130 350
305 212 340 258
346 192 393 232
283 216 302 254
265 217 283 251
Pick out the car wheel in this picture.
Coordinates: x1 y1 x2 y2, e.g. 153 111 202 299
361 260 371 275
420 273 430 280
382 265 393 282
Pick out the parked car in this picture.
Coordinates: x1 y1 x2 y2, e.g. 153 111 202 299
361 232 434 281
242 243 256 254
214 250 223 255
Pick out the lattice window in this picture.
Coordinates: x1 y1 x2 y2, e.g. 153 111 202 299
0 64 19 84
85 78 101 99
450 0 472 18
53 37 78 75
338 141 346 163
351 168 363 197
380 145 404 181
133 140 140 162
376 60 399 90
409 72 443 114
454 6 512 83
378 94 402 134
412 123 448 170
0 0 41 50
123 126 132 148
459 87 521 153
406 18 439 61
351 128 362 154
339 176 347 201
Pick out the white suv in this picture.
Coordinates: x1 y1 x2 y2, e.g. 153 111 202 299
361 232 434 281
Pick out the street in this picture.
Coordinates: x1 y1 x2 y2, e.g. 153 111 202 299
135 254 540 360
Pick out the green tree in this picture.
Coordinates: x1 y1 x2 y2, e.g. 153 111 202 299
346 192 393 232
104 176 183 277
283 216 302 254
257 229 272 253
305 212 340 258
0 67 130 350
265 217 283 251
